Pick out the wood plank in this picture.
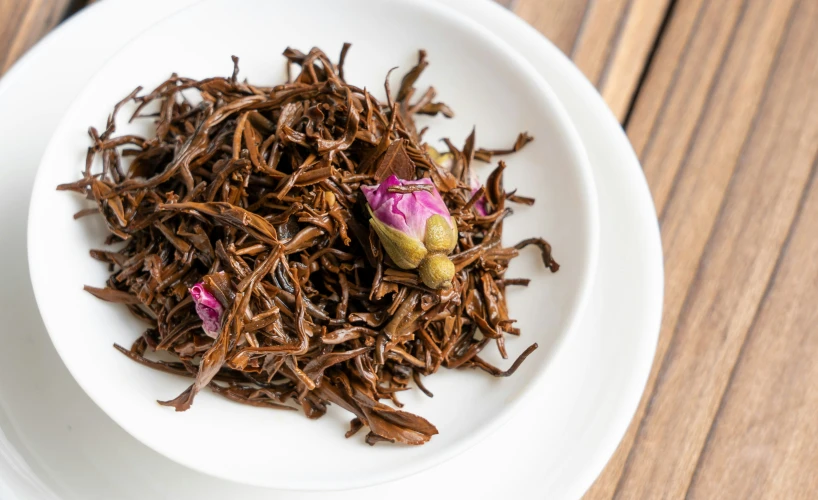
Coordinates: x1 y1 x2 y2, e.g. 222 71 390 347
586 0 817 497
513 0 592 56
514 0 671 121
0 0 75 75
688 178 818 498
630 0 745 209
577 0 672 120
570 0 632 86
688 172 818 497
685 3 818 496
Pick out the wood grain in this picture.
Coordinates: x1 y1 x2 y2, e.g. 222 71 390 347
577 0 672 120
4 0 818 499
585 0 817 498
685 1 818 496
514 0 672 121
688 172 818 498
0 0 74 75
513 0 592 55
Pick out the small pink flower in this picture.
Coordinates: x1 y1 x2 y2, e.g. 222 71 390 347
361 175 453 242
361 175 458 289
190 282 223 338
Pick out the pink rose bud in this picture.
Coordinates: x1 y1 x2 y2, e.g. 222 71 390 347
189 282 224 338
361 175 458 289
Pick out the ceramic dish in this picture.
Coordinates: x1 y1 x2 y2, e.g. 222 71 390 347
27 0 597 490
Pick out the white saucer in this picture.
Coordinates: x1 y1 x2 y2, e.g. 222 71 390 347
0 0 662 498
27 0 599 488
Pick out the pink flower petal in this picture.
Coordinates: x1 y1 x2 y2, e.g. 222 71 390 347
190 282 223 338
362 175 453 242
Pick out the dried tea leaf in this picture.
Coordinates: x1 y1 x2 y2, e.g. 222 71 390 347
373 139 416 182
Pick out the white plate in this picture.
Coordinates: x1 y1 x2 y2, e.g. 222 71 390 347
27 0 598 490
0 0 662 498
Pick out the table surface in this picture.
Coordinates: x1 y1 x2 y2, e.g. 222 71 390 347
2 0 816 498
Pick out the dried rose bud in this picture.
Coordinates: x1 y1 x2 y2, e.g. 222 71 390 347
361 175 458 289
189 282 224 338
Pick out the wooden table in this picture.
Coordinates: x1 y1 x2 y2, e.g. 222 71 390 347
2 0 816 498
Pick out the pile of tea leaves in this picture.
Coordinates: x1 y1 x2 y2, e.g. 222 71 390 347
59 45 557 445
